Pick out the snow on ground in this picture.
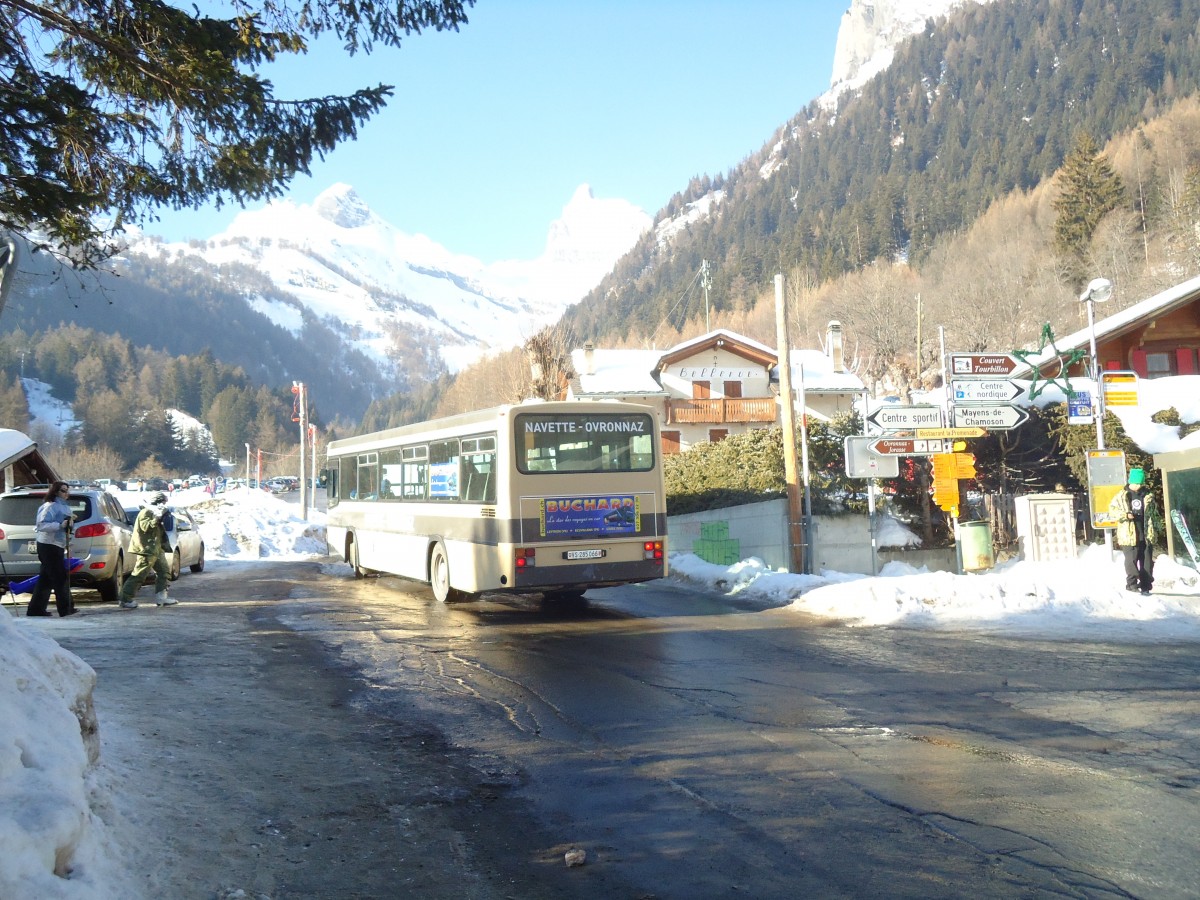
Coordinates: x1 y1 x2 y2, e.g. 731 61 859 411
6 486 1200 896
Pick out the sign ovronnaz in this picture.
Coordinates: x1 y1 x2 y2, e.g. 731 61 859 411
951 404 1029 430
949 353 1022 377
868 437 950 456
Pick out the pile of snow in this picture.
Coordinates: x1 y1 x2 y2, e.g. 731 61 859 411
114 485 327 560
671 545 1200 639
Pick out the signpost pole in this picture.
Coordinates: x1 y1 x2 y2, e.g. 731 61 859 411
1082 281 1114 556
861 389 878 576
775 274 805 575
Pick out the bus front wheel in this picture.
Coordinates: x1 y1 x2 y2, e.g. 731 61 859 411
430 541 460 603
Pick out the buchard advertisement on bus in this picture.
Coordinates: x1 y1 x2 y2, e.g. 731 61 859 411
539 495 641 538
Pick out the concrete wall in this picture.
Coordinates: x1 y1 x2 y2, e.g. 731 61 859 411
668 500 958 575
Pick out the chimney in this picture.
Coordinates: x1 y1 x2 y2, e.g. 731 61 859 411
826 321 844 373
583 342 596 376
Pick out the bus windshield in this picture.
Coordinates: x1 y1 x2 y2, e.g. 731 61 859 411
515 411 656 474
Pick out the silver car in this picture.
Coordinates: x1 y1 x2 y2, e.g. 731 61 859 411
122 504 206 581
0 485 133 603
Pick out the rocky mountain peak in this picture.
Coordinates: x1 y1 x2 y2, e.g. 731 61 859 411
313 183 372 229
829 0 990 95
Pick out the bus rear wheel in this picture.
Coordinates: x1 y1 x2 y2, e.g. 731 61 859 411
348 538 369 579
430 541 463 603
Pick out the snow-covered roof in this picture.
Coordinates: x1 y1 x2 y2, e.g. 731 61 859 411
1012 274 1200 375
660 328 777 364
0 428 35 470
570 348 668 396
783 349 866 392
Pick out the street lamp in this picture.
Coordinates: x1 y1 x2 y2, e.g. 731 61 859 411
1079 277 1114 449
1080 277 1114 555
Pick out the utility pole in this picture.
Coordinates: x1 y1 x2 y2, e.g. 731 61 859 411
701 259 712 331
774 273 805 575
309 424 318 504
293 381 308 520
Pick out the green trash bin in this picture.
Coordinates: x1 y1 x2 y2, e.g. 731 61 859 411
958 520 994 571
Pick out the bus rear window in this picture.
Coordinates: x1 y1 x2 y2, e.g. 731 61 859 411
515 413 655 473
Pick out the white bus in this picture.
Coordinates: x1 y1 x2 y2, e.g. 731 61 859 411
325 400 668 601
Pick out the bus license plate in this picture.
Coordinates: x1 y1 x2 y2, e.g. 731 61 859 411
565 548 605 560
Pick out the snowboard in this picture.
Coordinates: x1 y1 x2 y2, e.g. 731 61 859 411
1171 509 1200 567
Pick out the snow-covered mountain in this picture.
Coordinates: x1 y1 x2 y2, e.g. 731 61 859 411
667 0 999 240
828 0 995 100
132 183 650 373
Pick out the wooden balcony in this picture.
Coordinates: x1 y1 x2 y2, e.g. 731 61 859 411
665 397 778 425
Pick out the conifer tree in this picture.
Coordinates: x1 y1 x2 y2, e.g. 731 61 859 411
0 0 473 266
1051 133 1126 276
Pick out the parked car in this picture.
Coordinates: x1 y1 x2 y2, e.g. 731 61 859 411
265 477 296 493
0 485 133 603
121 504 206 581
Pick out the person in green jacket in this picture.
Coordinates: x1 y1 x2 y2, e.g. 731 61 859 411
118 492 177 609
1108 468 1157 595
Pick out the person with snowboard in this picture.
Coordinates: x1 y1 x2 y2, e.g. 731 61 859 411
118 492 177 609
1108 467 1157 595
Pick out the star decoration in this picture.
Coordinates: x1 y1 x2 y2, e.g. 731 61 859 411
1012 324 1087 401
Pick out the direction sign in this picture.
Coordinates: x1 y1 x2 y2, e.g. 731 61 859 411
951 379 1025 403
868 437 949 456
865 404 943 431
952 404 1029 430
949 353 1023 377
915 427 985 439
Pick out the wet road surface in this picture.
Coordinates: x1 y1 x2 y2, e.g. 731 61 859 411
52 559 1200 898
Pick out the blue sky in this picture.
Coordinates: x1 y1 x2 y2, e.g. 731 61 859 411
147 2 847 264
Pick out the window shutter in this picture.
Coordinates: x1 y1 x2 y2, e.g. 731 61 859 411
1131 350 1148 376
1176 349 1196 375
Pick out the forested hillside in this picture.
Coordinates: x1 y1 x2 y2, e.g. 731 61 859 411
0 325 328 478
2 249 391 423
564 0 1200 345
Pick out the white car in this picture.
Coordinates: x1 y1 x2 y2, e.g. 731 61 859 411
122 505 206 581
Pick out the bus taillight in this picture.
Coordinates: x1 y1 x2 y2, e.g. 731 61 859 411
644 540 664 560
515 547 536 568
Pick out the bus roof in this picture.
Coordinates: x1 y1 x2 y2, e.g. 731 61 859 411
326 399 656 456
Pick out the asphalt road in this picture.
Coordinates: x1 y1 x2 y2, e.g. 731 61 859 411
49 559 1200 898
